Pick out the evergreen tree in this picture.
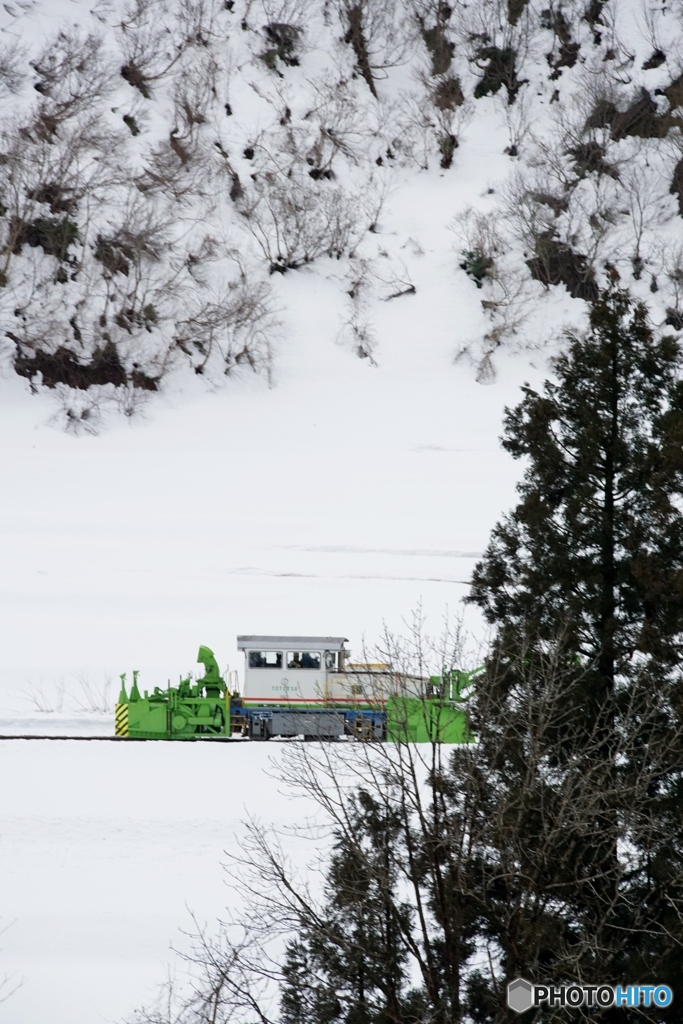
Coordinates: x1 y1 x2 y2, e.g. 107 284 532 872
463 283 683 1020
469 282 683 696
280 789 417 1024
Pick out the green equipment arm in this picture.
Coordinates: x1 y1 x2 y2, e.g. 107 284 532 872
197 645 225 697
197 645 221 682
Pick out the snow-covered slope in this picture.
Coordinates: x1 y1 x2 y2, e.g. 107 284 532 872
3 0 683 413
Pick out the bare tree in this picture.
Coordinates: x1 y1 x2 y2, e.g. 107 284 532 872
117 0 222 97
237 170 368 271
0 41 27 99
618 158 671 279
333 0 413 99
0 921 21 1007
174 260 276 378
29 30 117 126
452 206 534 381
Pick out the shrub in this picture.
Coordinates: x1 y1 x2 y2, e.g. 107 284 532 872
525 232 598 300
473 46 521 103
670 158 683 217
11 216 78 261
593 83 683 142
432 74 464 111
541 7 579 76
130 368 160 390
567 141 619 179
643 49 666 70
420 23 454 76
94 235 132 276
259 22 300 72
122 113 140 135
27 182 76 215
460 248 493 287
507 0 528 24
438 132 458 169
13 340 127 389
113 303 158 334
121 63 151 98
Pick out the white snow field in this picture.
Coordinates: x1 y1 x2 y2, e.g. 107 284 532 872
0 740 317 1024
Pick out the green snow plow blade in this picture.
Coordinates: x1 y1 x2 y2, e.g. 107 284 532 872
386 697 471 744
117 646 229 740
386 667 480 744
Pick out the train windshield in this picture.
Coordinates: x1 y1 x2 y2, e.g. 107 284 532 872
248 651 283 668
287 651 321 669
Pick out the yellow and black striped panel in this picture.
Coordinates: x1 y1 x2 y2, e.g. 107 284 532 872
115 703 129 737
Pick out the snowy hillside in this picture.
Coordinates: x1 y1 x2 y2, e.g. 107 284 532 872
4 0 683 407
2 0 683 1020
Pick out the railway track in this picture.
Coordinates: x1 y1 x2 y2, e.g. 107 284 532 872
0 734 235 742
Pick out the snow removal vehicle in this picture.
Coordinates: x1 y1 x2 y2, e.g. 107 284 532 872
115 637 479 742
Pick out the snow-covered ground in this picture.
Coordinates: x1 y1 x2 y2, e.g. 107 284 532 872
0 740 317 1024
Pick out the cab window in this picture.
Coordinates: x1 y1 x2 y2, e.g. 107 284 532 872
287 651 321 669
325 651 338 670
249 651 283 669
